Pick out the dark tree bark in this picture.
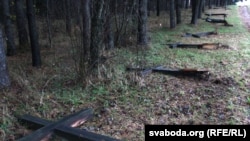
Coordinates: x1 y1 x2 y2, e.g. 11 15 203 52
198 0 204 19
181 0 185 8
169 0 176 28
65 0 72 35
208 0 213 9
202 0 205 12
90 0 104 68
77 0 91 80
0 27 10 89
70 1 78 22
147 0 150 16
185 0 190 9
2 0 16 56
77 1 82 26
27 0 42 67
176 0 182 24
138 0 148 45
224 0 228 9
15 0 29 49
217 0 221 6
104 1 114 49
165 1 170 12
191 0 200 24
156 0 160 16
82 0 91 56
46 0 52 48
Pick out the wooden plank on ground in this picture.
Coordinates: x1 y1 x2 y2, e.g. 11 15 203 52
17 108 93 141
18 114 120 141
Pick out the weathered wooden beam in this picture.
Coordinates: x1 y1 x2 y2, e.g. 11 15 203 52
205 13 228 17
182 31 217 38
152 66 209 79
165 43 229 50
18 114 120 141
126 66 162 77
126 66 210 80
17 108 93 141
167 43 202 49
205 18 233 26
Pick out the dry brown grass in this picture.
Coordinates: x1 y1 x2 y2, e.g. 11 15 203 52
0 5 250 141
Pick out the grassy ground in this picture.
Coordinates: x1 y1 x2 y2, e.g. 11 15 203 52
1 5 250 141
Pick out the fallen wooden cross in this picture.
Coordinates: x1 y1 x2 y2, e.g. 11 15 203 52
164 43 229 49
17 108 120 141
126 66 210 79
182 31 217 38
204 17 233 26
205 13 228 19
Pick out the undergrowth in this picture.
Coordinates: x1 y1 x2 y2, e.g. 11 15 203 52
0 5 250 141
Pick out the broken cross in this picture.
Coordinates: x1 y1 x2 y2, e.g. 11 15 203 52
17 108 119 141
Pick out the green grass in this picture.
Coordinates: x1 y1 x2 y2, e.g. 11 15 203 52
247 97 250 105
1 5 250 141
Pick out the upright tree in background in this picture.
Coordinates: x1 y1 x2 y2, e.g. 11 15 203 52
216 0 221 7
147 0 151 16
2 0 16 56
90 0 104 68
156 0 160 16
78 0 91 81
15 0 29 49
176 0 182 24
0 26 10 89
65 0 72 35
208 0 213 9
191 0 201 24
27 0 41 67
169 0 176 28
46 0 52 48
138 0 148 45
186 0 190 9
198 0 204 18
104 0 114 50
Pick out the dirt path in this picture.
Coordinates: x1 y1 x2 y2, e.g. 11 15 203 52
239 5 250 31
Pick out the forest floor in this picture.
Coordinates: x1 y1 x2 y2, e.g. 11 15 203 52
1 4 250 141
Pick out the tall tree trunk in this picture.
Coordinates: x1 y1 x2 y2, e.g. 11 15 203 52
74 0 82 27
90 0 104 68
202 0 205 12
147 0 150 16
185 0 190 9
156 0 160 16
182 0 186 8
198 0 204 19
46 0 52 48
79 0 91 81
216 0 220 7
65 0 72 35
2 0 16 56
0 27 10 89
169 0 176 28
82 0 91 59
105 1 114 49
176 0 182 24
15 0 29 49
208 0 212 9
138 0 148 45
27 0 42 67
224 0 228 9
191 0 200 24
